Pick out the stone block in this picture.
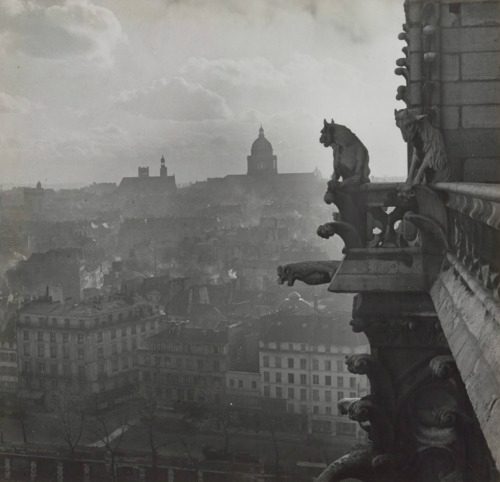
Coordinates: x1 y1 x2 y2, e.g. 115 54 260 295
408 2 424 24
441 54 460 81
443 128 500 158
440 3 461 27
441 106 459 129
462 2 500 26
409 27 422 52
442 81 500 105
409 81 422 105
442 27 500 53
409 52 422 81
463 157 500 182
463 52 500 80
463 105 500 128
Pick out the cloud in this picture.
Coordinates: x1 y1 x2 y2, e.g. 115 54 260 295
0 0 125 63
0 91 43 113
113 77 232 121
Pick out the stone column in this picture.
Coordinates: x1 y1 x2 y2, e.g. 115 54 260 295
30 460 37 482
139 467 145 482
4 457 11 479
56 462 63 482
83 463 90 482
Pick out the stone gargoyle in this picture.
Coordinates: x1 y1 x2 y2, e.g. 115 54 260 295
394 108 451 198
277 260 341 287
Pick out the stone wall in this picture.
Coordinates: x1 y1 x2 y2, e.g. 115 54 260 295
404 0 500 182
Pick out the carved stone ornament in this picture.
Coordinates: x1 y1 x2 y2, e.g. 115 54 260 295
394 108 451 193
276 260 340 286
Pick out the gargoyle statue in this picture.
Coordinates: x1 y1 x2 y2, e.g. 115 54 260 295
277 260 340 287
319 119 385 242
394 109 451 196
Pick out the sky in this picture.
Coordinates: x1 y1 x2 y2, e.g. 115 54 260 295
0 0 408 187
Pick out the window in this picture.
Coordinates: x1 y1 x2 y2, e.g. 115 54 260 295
300 404 307 414
312 359 319 370
63 364 71 377
213 360 220 370
325 391 331 402
325 360 331 371
51 363 58 376
65 319 70 328
230 379 235 387
313 405 319 414
300 388 307 400
50 333 56 343
37 332 43 341
238 380 243 388
251 381 257 389
288 343 293 351
131 338 137 349
78 366 86 379
313 375 319 385
176 358 182 368
121 328 127 337
350 377 356 389
97 332 103 343
276 387 282 398
23 331 29 341
275 372 282 383
97 347 103 360
288 373 294 384
350 392 357 398
326 406 332 415
264 386 270 397
122 356 129 369
263 356 269 368
275 357 281 368
36 362 45 374
337 391 344 401
312 389 319 401
63 346 70 359
111 329 116 339
325 375 331 386
287 358 294 369
301 344 306 351
77 333 84 344
197 360 203 370
336 422 356 435
264 372 270 382
131 325 137 335
288 403 294 413
111 344 117 355
300 374 307 385
337 360 344 372
300 358 307 370
288 387 294 399
79 319 84 328
78 347 84 360
337 376 344 388
49 345 56 358
23 344 30 357
37 345 44 358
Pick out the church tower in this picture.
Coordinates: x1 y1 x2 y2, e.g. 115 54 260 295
247 126 278 175
160 155 167 177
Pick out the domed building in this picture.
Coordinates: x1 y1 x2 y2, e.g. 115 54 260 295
247 126 278 175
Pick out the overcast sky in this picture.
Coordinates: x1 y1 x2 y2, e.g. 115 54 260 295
0 0 407 187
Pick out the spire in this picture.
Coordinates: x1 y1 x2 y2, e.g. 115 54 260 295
161 155 165 164
259 125 264 137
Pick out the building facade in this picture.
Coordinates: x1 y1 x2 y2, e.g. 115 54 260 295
16 295 164 406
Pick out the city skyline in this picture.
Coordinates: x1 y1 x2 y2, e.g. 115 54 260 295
1 0 406 187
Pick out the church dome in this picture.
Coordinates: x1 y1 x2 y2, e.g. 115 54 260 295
251 126 273 155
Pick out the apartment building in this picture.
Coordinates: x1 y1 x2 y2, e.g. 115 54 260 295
17 295 165 407
138 323 228 406
259 293 368 436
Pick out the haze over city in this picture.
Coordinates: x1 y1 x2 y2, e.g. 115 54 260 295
0 0 406 187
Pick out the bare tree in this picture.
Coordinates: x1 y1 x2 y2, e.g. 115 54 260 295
11 399 28 444
51 387 87 459
87 399 129 482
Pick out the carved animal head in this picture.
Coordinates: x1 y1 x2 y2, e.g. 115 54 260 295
394 108 426 142
277 265 292 286
319 118 336 147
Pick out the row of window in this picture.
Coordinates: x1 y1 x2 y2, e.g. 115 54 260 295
228 378 258 390
262 356 345 372
261 342 338 354
262 371 357 388
0 353 16 362
23 321 156 344
264 385 357 402
141 355 221 371
23 307 151 327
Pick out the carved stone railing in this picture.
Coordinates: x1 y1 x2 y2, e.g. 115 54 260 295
279 181 500 482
